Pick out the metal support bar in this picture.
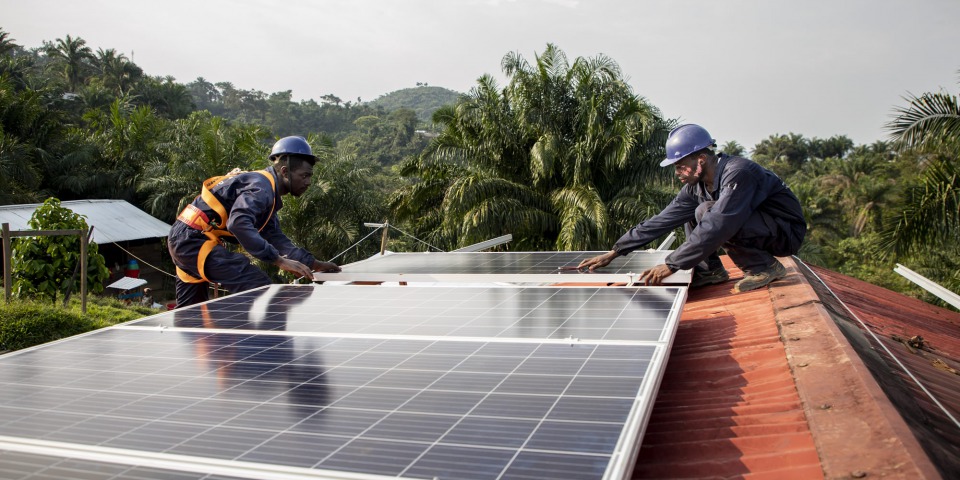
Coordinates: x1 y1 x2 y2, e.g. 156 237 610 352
451 234 513 252
656 232 676 251
894 263 960 311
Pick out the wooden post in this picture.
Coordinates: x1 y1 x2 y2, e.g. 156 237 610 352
80 227 87 314
379 221 390 256
2 223 10 303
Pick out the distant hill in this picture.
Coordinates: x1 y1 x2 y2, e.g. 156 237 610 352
368 86 462 123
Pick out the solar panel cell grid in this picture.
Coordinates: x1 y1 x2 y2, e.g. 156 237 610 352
0 282 685 479
0 327 663 480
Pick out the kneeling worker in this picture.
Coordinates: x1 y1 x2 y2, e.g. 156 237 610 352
579 124 806 292
169 136 341 308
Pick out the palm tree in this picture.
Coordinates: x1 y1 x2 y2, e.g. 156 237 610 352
393 45 671 251
95 48 142 93
881 72 960 300
0 28 18 56
720 140 745 156
43 35 94 92
138 110 266 222
133 75 194 119
0 75 64 204
883 73 960 256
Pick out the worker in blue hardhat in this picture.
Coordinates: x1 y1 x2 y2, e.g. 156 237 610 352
579 124 806 292
168 136 341 308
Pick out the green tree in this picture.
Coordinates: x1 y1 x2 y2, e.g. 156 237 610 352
46 98 166 202
392 45 671 251
186 76 223 114
720 140 745 156
132 75 194 119
43 34 94 92
11 198 110 302
94 48 142 94
138 110 267 222
752 132 810 176
884 74 960 259
0 28 18 56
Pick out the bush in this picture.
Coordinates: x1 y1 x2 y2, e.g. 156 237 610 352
0 296 150 351
11 198 111 302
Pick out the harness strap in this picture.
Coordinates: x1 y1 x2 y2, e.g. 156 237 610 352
175 169 278 284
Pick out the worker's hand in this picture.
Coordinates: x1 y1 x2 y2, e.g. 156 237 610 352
275 256 313 279
312 261 341 273
638 264 674 286
578 250 619 271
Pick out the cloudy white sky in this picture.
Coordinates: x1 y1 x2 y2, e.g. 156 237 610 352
4 0 959 149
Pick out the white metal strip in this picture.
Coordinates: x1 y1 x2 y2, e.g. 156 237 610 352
602 344 672 480
0 435 407 480
894 263 960 310
312 271 691 284
451 234 513 252
114 324 670 346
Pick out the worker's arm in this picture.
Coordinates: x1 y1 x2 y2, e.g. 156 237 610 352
611 188 699 256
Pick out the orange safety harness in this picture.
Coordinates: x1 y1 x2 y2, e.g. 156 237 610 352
175 169 277 284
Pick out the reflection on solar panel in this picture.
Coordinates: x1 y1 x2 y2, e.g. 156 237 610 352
312 251 692 284
0 284 686 479
131 285 683 342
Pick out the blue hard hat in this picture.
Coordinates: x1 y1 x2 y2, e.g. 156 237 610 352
660 124 716 167
269 136 316 163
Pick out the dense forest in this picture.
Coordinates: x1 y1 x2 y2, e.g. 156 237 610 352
1 30 957 308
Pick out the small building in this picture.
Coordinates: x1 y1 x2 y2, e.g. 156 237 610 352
0 199 172 300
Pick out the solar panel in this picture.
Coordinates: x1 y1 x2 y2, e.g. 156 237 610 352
312 251 692 284
130 285 684 342
0 284 686 480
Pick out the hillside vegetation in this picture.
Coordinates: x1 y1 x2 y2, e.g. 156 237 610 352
368 85 462 123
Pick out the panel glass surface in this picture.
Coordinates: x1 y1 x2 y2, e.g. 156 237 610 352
0 329 658 480
340 251 669 275
312 250 691 283
130 285 683 342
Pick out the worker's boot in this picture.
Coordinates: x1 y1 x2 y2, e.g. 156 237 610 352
734 260 786 293
690 267 729 288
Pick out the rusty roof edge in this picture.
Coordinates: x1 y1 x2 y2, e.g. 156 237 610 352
770 256 940 479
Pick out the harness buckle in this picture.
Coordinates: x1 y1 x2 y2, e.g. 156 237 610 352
177 204 212 232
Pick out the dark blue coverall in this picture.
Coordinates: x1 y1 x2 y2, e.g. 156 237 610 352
613 154 806 274
168 166 318 308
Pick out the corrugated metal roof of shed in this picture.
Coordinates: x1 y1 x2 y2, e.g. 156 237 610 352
0 199 170 244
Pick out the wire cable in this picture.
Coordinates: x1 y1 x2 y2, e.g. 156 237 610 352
796 257 960 430
112 242 177 279
386 223 444 252
326 226 386 263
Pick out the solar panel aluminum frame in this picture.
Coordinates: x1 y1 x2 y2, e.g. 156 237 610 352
313 251 693 285
0 435 404 480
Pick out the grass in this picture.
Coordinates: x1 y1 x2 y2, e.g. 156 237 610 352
0 295 156 352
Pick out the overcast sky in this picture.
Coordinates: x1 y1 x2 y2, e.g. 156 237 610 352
4 0 959 150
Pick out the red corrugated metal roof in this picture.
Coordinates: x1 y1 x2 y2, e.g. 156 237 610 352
631 256 951 479
800 263 960 478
